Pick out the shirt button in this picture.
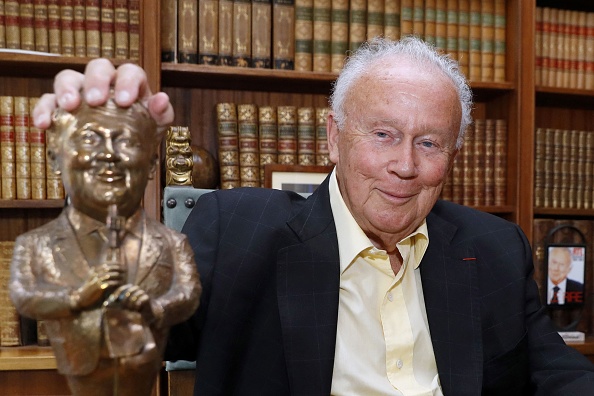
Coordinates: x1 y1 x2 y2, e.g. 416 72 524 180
397 359 403 369
387 293 393 302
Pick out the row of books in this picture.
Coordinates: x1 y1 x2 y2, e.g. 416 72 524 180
535 7 594 91
534 128 594 210
216 103 332 189
161 0 507 83
0 96 65 201
440 118 507 207
0 0 140 60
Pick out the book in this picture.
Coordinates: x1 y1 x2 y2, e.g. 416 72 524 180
412 0 423 38
383 0 399 40
493 0 505 82
59 0 74 56
1 96 16 200
472 118 485 206
72 0 86 57
468 0 481 82
4 0 19 49
434 0 447 52
483 119 495 206
445 0 458 63
451 129 465 203
315 107 330 166
114 0 129 59
161 0 178 62
128 0 140 61
100 0 115 58
216 103 240 189
535 7 543 86
348 0 366 52
237 104 260 187
272 0 295 69
232 0 251 67
461 120 474 206
251 0 271 68
258 106 278 186
423 0 437 47
297 107 315 166
585 12 594 90
29 97 46 200
19 0 35 51
399 0 413 37
0 241 20 346
366 0 383 40
330 0 348 73
85 0 101 57
294 0 313 71
312 0 331 72
277 106 297 165
178 0 199 63
14 97 31 200
199 0 219 65
0 0 5 48
218 0 233 65
480 0 495 82
493 119 506 206
533 127 545 208
457 0 470 77
575 130 587 209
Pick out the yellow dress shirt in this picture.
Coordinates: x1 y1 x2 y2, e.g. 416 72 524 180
328 171 442 395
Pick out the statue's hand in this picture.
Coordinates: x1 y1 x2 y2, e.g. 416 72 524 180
70 263 125 311
108 284 154 323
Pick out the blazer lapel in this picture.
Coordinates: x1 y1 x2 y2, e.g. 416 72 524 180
51 212 92 283
421 209 483 395
134 219 164 285
279 176 340 395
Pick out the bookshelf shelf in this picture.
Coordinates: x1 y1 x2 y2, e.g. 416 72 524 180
0 347 57 371
0 200 65 209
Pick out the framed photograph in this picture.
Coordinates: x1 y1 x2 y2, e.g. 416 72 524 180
264 164 333 194
545 244 586 307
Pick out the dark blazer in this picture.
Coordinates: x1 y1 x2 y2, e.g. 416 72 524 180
171 176 594 395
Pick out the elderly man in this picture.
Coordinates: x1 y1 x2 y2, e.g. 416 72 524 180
36 37 594 395
11 95 201 395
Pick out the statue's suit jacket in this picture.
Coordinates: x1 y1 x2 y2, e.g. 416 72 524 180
10 207 200 376
172 176 594 395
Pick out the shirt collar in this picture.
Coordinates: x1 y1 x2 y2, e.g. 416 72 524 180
67 205 144 238
329 169 429 274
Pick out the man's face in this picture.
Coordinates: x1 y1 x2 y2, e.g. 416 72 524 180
328 57 461 246
54 105 155 220
549 248 572 285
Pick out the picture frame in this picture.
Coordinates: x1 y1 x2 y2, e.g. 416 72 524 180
545 243 586 307
264 164 333 194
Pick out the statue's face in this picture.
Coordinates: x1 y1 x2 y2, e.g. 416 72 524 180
52 102 157 220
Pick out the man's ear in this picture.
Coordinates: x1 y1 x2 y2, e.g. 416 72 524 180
327 112 340 164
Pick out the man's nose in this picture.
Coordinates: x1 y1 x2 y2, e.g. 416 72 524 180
95 139 120 161
386 144 418 178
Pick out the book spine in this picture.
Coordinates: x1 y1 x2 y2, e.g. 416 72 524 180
258 106 277 186
493 0 505 82
128 0 140 61
315 107 330 166
461 121 474 206
468 0 481 82
551 128 562 207
29 97 46 200
114 0 129 59
445 0 458 63
232 0 252 67
366 0 383 40
277 106 297 165
494 119 506 206
216 103 240 189
217 0 233 65
199 0 219 65
272 0 295 69
587 13 594 90
0 0 5 48
472 118 485 206
85 0 100 57
559 10 571 89
533 127 545 208
60 0 74 56
251 0 270 67
383 0 399 40
161 0 178 62
237 104 260 187
548 8 560 88
451 131 465 204
295 0 313 71
20 0 35 50
330 0 348 73
535 6 543 86
1 96 16 200
0 242 21 346
297 107 315 166
4 0 19 49
559 129 570 208
483 118 495 206
423 0 437 47
399 0 412 37
312 0 331 72
14 97 31 200
348 0 366 52
411 0 423 38
480 0 495 82
434 0 447 52
575 130 587 209
585 131 594 209
457 0 470 77
72 0 85 56
178 0 198 63
568 129 579 208
576 11 587 90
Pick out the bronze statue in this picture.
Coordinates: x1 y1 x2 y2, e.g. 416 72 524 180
9 94 201 396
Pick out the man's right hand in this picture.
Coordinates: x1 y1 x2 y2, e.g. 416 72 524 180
33 58 174 131
70 262 125 311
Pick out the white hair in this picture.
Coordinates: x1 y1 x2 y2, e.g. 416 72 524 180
329 36 473 149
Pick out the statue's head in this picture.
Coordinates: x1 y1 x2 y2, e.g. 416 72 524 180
47 93 160 220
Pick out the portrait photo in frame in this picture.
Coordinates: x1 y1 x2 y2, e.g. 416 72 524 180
545 244 586 308
264 164 333 195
